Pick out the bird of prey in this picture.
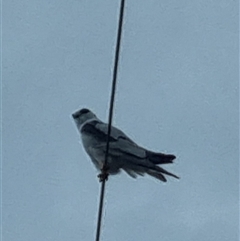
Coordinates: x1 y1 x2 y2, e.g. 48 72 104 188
72 108 179 182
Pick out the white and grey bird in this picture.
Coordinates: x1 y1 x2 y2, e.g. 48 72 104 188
72 108 179 182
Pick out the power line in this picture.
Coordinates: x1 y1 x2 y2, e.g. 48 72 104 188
95 0 126 241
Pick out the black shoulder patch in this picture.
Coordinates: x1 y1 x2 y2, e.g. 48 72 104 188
81 122 116 142
118 136 128 140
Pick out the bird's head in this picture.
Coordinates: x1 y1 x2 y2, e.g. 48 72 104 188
72 108 97 127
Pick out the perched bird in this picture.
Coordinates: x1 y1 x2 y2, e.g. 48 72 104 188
72 108 179 182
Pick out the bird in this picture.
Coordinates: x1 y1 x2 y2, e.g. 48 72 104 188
72 108 179 182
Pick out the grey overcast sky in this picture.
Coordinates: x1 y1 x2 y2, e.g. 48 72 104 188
2 0 239 240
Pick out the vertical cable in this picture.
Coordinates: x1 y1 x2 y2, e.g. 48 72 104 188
95 0 126 241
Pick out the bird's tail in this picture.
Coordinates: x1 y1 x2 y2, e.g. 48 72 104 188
146 170 167 182
147 151 176 164
146 165 179 182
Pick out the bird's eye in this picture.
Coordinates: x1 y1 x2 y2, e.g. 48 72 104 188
80 108 90 114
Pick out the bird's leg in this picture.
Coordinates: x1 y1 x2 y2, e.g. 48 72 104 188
98 165 109 182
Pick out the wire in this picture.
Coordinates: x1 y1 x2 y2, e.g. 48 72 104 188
95 0 126 241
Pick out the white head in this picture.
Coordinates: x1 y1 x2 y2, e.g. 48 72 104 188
72 108 97 128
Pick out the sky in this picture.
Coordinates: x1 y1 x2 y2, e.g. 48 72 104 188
2 0 239 240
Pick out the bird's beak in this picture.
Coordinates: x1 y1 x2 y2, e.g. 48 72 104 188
72 112 79 119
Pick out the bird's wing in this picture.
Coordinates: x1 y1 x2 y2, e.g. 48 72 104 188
107 138 146 158
95 121 136 143
81 120 147 158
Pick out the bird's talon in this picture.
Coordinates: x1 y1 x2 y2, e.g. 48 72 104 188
98 172 109 182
